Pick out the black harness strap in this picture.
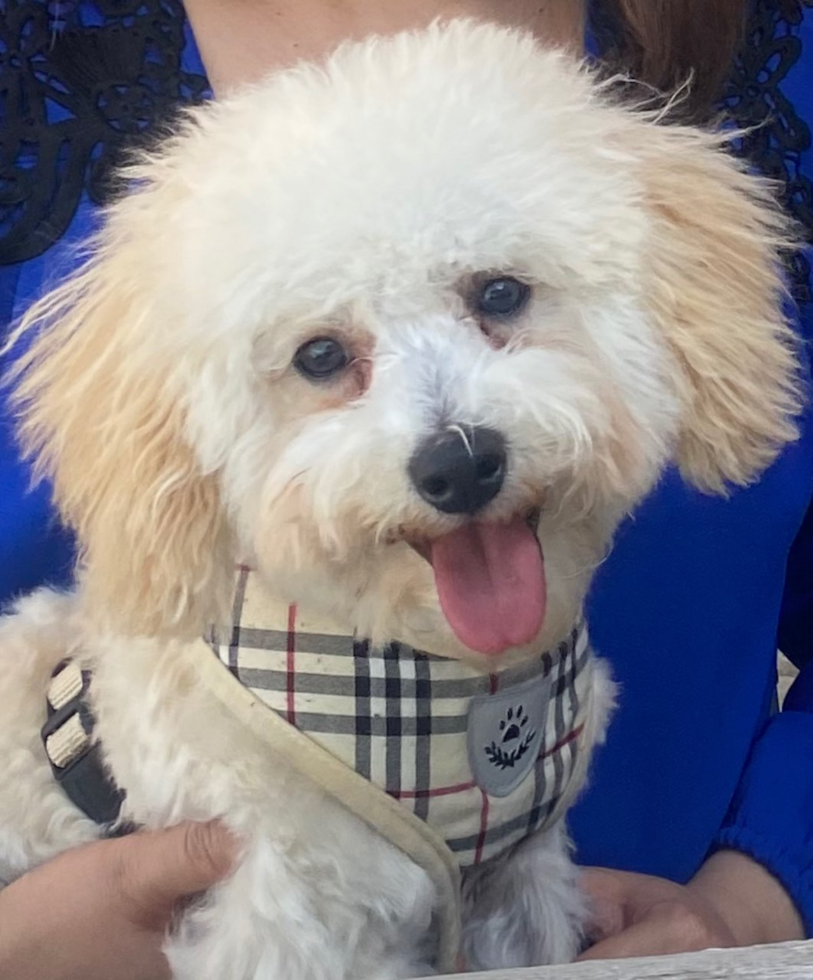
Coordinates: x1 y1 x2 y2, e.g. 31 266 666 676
41 660 126 828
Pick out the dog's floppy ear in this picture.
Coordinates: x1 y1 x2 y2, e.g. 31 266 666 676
631 119 802 492
9 241 232 637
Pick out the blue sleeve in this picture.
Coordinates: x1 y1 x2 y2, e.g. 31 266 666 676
714 713 813 933
0 421 75 603
713 279 813 933
0 265 75 606
710 3 813 932
778 495 813 674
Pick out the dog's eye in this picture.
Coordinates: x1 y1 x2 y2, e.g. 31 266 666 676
294 337 349 380
476 277 531 318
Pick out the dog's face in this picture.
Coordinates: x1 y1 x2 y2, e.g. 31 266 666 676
13 21 799 663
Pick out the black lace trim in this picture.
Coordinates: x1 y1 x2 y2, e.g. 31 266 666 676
0 0 209 265
724 0 813 304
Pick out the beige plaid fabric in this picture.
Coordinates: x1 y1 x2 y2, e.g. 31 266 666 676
208 568 594 867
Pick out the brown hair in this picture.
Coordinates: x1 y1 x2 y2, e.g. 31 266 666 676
597 0 750 119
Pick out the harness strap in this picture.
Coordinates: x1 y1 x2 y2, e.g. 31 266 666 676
182 637 463 973
42 650 462 969
41 660 125 826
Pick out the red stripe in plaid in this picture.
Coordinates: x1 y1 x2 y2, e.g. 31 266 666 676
391 725 584 804
286 604 297 725
474 789 490 865
392 780 477 801
540 724 584 760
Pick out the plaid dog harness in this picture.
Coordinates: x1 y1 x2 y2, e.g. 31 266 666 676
43 566 595 971
207 569 595 869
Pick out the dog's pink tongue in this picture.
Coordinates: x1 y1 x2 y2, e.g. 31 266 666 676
429 518 546 656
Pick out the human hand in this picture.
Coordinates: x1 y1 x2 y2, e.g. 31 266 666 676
0 820 237 980
578 850 804 961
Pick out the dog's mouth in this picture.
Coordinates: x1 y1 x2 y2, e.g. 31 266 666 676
408 510 545 657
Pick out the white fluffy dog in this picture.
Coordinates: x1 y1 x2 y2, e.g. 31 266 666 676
0 19 800 979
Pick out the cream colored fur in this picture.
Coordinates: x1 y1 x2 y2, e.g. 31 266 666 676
0 20 801 978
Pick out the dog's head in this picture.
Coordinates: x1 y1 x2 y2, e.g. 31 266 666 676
11 21 800 663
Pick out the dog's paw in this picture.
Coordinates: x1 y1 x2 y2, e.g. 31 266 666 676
462 823 585 970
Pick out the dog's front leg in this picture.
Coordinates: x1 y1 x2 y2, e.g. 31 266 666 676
0 590 105 885
164 816 439 980
461 821 586 970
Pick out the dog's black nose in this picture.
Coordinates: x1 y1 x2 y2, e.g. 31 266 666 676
409 427 507 515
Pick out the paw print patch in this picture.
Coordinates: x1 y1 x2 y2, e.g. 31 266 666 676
485 704 536 770
467 673 552 797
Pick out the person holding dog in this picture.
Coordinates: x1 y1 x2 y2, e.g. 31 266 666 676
0 1 810 976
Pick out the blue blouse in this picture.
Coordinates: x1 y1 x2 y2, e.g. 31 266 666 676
2 0 813 932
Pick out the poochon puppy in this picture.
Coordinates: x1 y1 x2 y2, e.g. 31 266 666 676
0 19 800 980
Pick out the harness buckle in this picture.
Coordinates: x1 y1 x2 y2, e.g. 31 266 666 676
41 659 126 826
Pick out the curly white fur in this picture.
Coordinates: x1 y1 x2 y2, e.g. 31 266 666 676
0 19 800 979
